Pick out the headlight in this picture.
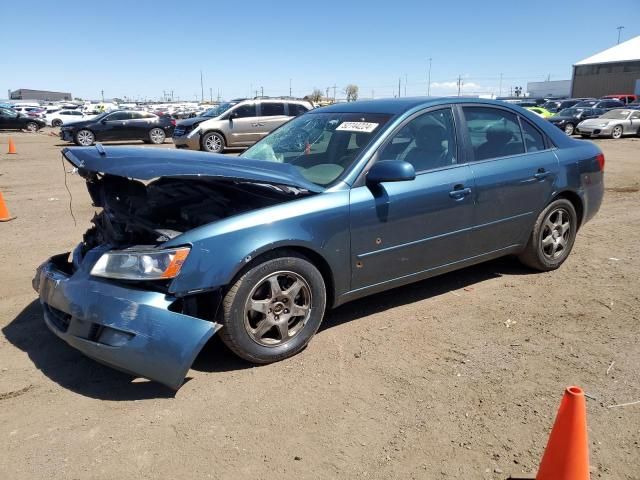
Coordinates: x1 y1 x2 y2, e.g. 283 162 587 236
596 122 609 127
90 247 190 280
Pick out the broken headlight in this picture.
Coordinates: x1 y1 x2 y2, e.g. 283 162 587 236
90 247 190 280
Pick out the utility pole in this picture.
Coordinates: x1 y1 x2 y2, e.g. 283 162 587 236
101 90 104 102
332 84 337 102
427 57 432 96
326 87 330 100
616 25 624 44
260 86 264 97
398 77 401 97
404 74 407 97
217 89 220 102
171 90 174 101
289 78 292 97
210 88 213 103
457 75 463 96
200 70 204 102
499 73 503 97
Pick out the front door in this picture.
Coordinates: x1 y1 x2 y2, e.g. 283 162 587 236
226 103 259 146
100 111 135 141
461 105 559 254
349 107 476 292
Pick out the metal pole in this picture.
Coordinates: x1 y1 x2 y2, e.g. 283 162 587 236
261 86 264 97
404 74 407 97
616 26 624 44
289 78 292 97
210 88 212 103
499 73 503 97
398 77 401 97
200 70 204 102
332 84 336 102
427 58 432 96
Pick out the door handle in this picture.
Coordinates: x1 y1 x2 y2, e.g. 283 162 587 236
449 185 472 199
534 168 551 180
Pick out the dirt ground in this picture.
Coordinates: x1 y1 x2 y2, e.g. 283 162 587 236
0 129 638 479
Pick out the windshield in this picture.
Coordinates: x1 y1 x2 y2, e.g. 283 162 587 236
558 108 586 116
574 101 596 107
240 112 392 186
202 103 236 118
542 101 559 110
601 109 631 120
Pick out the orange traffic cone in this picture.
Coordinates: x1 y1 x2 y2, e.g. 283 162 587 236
0 191 16 222
7 137 17 154
536 386 590 480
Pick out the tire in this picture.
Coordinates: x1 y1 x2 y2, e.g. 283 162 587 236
74 129 95 146
563 123 575 136
518 199 578 271
52 119 63 128
25 122 39 132
201 131 225 153
148 127 166 144
611 125 623 139
219 252 327 363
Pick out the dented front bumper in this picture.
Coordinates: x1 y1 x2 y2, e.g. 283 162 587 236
33 251 220 389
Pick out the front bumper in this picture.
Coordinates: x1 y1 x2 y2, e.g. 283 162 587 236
33 250 220 389
172 130 201 150
60 130 74 142
575 125 613 137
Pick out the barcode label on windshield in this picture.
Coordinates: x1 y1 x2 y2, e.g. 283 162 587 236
336 122 379 133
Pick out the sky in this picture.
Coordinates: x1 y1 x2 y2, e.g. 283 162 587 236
2 0 639 102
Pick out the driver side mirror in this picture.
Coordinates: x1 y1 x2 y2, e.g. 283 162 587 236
367 160 415 185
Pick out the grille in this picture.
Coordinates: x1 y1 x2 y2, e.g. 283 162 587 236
44 304 71 333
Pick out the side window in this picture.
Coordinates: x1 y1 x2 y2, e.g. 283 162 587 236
288 103 309 116
462 107 525 161
232 104 256 118
379 108 457 172
631 111 640 120
520 118 546 152
261 103 285 116
105 111 131 121
72 111 83 116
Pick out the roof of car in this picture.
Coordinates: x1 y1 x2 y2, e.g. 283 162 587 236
311 96 533 115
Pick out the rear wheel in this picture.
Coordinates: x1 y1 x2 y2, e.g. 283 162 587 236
563 123 575 135
201 131 225 153
219 253 327 363
518 199 577 271
74 129 95 146
52 119 63 128
149 127 166 144
25 122 39 132
611 125 623 139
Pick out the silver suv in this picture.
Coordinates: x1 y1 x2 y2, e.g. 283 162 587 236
173 98 313 152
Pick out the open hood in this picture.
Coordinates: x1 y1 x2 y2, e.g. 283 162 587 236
62 145 324 193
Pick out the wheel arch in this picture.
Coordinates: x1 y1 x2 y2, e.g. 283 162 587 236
227 245 337 309
200 129 228 148
552 190 584 229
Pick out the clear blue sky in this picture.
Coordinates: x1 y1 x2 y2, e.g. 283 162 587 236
2 0 638 101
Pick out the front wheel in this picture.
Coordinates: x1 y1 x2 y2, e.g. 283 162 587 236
201 131 225 153
611 125 623 139
74 129 95 146
25 122 39 132
518 199 577 271
219 253 327 363
563 123 575 135
52 119 63 128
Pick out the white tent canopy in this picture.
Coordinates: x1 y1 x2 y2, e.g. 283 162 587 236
575 35 640 66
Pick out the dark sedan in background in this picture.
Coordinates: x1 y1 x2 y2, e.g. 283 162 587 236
548 107 605 135
60 110 175 146
0 107 46 132
35 98 604 388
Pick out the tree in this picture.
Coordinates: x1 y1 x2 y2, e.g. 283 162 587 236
344 84 359 102
73 97 83 101
308 89 323 103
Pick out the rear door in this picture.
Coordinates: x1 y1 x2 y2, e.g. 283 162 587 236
461 105 559 254
256 102 289 139
226 102 258 146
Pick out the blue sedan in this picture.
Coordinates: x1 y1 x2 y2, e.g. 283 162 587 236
34 98 604 388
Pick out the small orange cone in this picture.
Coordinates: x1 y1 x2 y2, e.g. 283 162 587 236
0 191 16 222
536 386 590 480
7 137 16 154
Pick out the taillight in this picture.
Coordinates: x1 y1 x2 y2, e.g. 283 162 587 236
596 153 605 171
171 119 176 126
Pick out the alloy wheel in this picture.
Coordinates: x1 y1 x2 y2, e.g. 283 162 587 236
204 133 222 152
564 123 574 135
149 128 165 144
26 122 38 132
612 126 623 139
540 208 571 260
76 130 94 146
244 271 312 347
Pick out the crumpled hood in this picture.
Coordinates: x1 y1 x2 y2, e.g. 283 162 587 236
176 116 210 128
62 145 324 193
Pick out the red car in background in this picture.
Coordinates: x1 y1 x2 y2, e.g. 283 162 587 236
602 94 638 105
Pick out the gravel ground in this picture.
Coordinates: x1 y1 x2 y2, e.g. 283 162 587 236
0 130 638 479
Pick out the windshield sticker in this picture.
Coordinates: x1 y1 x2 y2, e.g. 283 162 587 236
336 121 379 133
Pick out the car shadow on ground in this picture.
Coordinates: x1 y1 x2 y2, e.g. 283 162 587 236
54 142 170 147
3 257 532 401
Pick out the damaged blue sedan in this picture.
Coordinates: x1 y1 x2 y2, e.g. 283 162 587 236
33 98 604 389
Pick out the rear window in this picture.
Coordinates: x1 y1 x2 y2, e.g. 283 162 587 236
462 107 525 160
520 118 546 152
